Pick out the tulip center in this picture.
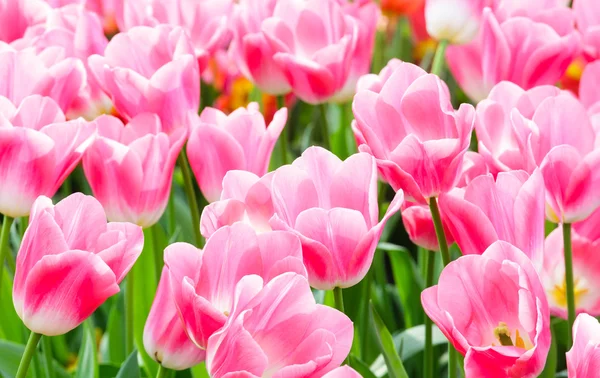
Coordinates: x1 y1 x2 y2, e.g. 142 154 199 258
492 322 532 350
551 277 588 309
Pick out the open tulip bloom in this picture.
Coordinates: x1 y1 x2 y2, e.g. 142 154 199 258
14 193 143 336
7 1 600 378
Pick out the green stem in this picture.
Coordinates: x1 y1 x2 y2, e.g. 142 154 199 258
318 103 331 150
167 188 176 236
424 250 436 378
42 336 54 378
448 348 458 378
430 39 449 77
333 286 345 313
277 95 289 165
563 223 576 347
428 198 456 378
177 152 203 247
16 331 42 378
156 365 169 378
428 198 451 266
147 226 162 281
333 287 348 364
125 269 135 355
360 270 372 361
0 216 15 298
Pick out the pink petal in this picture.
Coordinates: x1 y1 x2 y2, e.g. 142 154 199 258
20 249 118 336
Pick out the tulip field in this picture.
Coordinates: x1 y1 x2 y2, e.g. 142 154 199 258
1 0 599 377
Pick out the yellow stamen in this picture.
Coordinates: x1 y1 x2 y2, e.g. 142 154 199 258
551 277 589 309
494 322 513 346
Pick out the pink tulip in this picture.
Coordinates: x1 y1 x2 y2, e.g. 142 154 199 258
228 0 291 95
352 59 475 203
200 170 274 239
186 103 286 203
421 241 551 378
447 8 580 102
401 151 486 252
144 268 206 370
88 25 199 134
46 0 121 34
573 0 600 60
322 366 362 378
83 114 185 228
166 223 306 349
117 0 233 71
206 272 353 378
457 150 489 187
0 95 95 217
439 170 545 265
540 145 600 223
425 0 487 44
13 193 143 335
11 4 111 120
0 0 50 43
330 0 380 102
579 60 600 116
269 147 403 290
541 227 600 319
0 43 86 112
401 202 454 252
260 0 359 104
475 82 596 174
566 313 600 378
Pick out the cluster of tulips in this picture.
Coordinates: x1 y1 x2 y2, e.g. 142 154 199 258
2 0 600 377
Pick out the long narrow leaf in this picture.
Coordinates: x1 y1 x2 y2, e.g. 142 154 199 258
370 302 409 378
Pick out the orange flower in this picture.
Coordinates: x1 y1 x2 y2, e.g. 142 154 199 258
380 0 424 16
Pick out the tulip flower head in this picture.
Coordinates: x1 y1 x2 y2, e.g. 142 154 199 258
200 170 275 239
0 95 95 217
0 43 86 112
229 0 291 95
88 25 200 134
186 103 286 203
0 0 50 43
166 223 306 349
425 0 488 45
421 241 551 377
542 226 600 319
206 272 353 378
259 0 360 104
446 8 580 102
439 170 545 266
352 59 475 203
144 268 206 370
269 147 404 289
11 4 112 120
566 313 600 378
83 113 185 228
117 0 233 71
13 193 143 336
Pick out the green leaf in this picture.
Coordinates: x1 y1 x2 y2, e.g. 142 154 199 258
370 303 409 378
349 355 378 378
0 271 25 343
328 102 356 160
190 362 211 378
370 324 448 377
100 293 126 365
132 228 159 378
540 320 558 378
75 321 98 378
116 350 140 378
0 339 25 377
380 242 424 328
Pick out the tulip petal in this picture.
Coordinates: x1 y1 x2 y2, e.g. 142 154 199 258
21 250 119 336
